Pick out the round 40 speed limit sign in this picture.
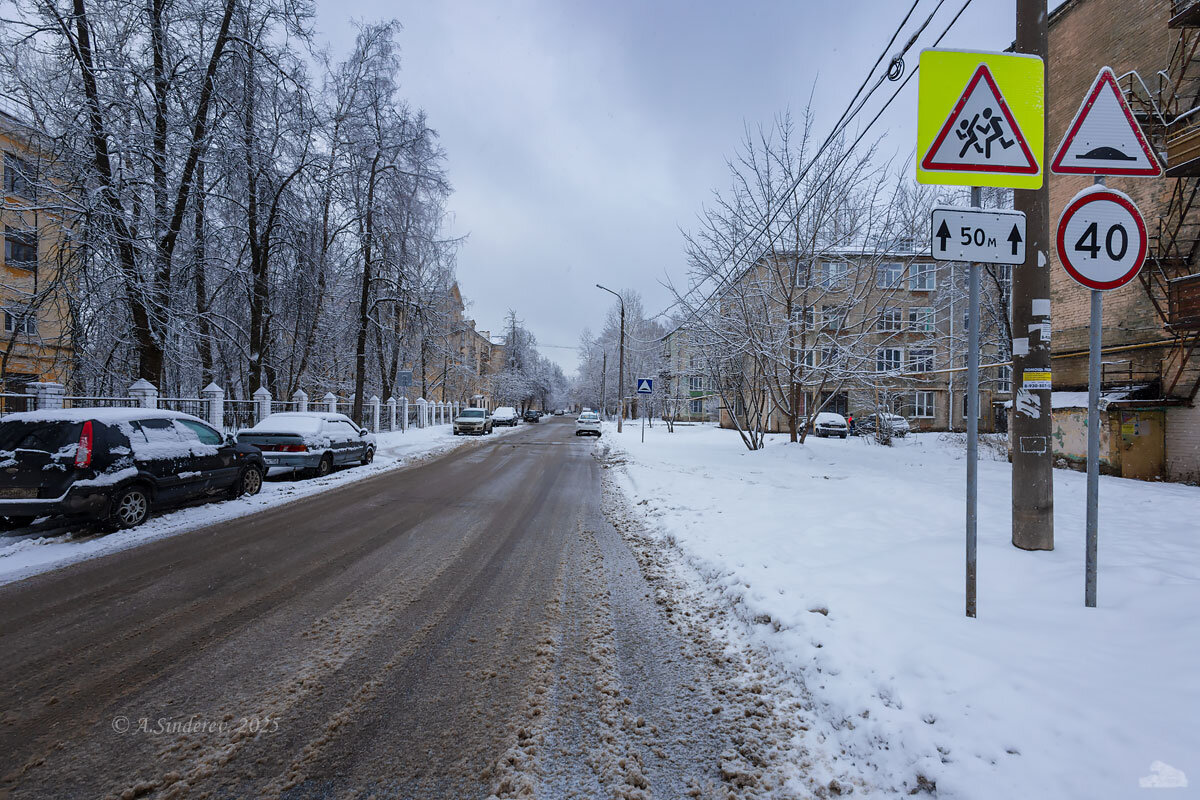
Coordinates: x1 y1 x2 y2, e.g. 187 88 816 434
1056 186 1147 290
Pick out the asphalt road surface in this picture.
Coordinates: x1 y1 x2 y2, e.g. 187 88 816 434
0 417 773 799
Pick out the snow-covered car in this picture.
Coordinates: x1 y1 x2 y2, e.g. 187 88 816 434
575 411 601 437
0 408 265 530
236 412 375 478
811 412 849 438
858 413 910 438
453 407 493 436
491 406 519 427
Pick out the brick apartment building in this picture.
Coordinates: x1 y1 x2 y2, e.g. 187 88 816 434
1045 0 1200 482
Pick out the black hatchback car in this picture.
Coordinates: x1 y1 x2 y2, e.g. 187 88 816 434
523 409 541 423
0 409 265 530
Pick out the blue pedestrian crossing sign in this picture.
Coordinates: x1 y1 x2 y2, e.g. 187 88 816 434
636 378 653 394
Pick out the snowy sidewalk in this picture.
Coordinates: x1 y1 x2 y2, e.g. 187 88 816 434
602 422 1199 799
0 425 521 587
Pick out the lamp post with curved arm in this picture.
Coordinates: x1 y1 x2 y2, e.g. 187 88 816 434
595 284 624 433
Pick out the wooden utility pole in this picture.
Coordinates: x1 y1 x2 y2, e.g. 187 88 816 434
1011 0 1055 550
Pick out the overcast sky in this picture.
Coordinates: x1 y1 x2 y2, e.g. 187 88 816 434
313 1 1038 374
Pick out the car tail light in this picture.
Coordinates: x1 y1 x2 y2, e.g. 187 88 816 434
74 421 94 468
279 444 307 452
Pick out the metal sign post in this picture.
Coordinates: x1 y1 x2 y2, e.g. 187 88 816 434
1055 184 1148 607
637 378 653 443
965 186 981 619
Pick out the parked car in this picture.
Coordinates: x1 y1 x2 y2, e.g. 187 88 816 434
811 411 849 438
554 409 565 416
237 412 375 478
858 413 911 438
523 409 541 423
491 406 519 427
453 407 493 435
0 408 265 530
575 411 601 437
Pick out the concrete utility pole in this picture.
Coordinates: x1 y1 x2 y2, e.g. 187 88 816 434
1011 0 1055 551
596 284 625 433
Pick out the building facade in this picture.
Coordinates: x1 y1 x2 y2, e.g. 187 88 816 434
1 106 73 399
1046 0 1200 482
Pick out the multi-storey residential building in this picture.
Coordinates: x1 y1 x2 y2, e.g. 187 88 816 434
1 104 73 398
659 323 719 422
714 244 1011 434
1043 0 1200 481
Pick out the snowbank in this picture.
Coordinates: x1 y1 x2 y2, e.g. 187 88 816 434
0 424 521 587
603 423 1199 798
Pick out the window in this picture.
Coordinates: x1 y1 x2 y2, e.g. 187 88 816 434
996 365 1012 393
176 419 224 445
822 304 848 330
876 348 902 373
133 418 184 446
908 348 934 373
913 391 935 418
821 345 841 367
3 309 37 336
908 306 935 332
910 263 936 291
3 228 36 271
690 398 704 415
689 375 704 392
821 260 848 289
877 307 902 332
877 262 903 288
961 393 985 420
800 349 817 368
794 305 815 329
3 153 32 199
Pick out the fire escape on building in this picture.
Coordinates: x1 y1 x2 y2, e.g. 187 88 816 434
1114 0 1200 402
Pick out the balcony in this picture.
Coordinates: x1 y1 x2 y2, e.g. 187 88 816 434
1170 1 1200 27
1168 273 1200 328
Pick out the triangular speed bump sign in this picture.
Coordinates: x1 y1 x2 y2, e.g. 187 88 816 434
636 379 653 394
1051 67 1162 177
920 64 1039 176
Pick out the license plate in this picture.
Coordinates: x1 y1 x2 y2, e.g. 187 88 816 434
0 487 37 499
263 456 279 464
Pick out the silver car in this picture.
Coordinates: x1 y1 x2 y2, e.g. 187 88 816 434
237 412 376 478
453 408 493 435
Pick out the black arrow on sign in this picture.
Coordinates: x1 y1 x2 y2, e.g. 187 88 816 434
1008 224 1023 256
935 220 950 252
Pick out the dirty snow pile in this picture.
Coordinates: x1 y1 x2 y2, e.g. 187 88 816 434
0 425 520 586
602 423 1198 798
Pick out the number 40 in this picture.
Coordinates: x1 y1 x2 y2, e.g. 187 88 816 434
1074 221 1127 260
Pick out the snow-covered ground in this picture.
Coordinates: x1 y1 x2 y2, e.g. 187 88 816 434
0 424 520 587
601 422 1198 798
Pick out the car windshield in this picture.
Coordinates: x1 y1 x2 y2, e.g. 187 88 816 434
460 409 486 419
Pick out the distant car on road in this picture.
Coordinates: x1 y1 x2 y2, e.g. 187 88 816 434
523 409 541 423
554 409 565 416
575 411 601 437
491 406 519 427
237 412 375 478
858 413 910 438
811 412 849 438
0 408 265 530
453 407 493 436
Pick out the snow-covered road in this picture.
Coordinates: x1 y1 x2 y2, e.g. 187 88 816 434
602 422 1199 798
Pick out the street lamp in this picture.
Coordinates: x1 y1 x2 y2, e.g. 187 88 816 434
595 284 624 433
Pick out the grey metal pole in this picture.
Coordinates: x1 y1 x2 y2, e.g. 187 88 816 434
967 185 982 619
617 303 625 433
1086 289 1101 607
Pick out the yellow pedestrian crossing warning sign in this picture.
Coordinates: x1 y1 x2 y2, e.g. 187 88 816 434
917 50 1045 189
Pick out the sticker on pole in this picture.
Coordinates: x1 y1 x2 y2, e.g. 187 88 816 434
931 206 1026 264
1051 67 1162 177
636 378 653 394
917 50 1044 189
1056 186 1147 291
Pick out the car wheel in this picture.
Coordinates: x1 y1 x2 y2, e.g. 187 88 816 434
312 454 333 478
841 433 848 439
108 485 150 530
361 447 375 466
231 464 264 498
